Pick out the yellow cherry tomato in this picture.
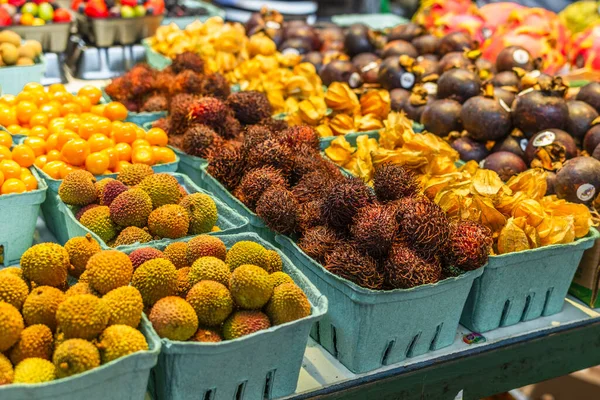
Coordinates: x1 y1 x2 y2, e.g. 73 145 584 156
1 178 26 194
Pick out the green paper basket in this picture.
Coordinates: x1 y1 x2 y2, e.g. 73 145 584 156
0 168 47 265
461 228 600 333
143 39 172 71
59 172 249 251
275 234 484 374
140 232 327 400
0 55 46 95
0 316 160 400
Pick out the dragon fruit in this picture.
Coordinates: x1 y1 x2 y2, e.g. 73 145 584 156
481 8 569 75
434 12 486 44
413 0 478 31
570 25 600 70
479 2 526 38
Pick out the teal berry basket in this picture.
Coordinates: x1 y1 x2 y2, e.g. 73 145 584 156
101 88 167 128
0 168 47 265
59 172 249 251
0 55 46 95
275 235 484 374
460 228 600 333
137 232 327 400
0 315 160 400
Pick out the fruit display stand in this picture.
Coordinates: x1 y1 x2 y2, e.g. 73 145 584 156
0 55 46 95
75 13 164 48
8 24 72 53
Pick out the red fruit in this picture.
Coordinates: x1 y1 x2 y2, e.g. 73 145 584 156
144 0 164 15
8 0 26 8
433 12 485 45
413 0 476 31
84 0 108 18
53 8 71 22
570 26 600 71
121 0 136 7
479 2 526 37
0 9 11 27
70 0 84 11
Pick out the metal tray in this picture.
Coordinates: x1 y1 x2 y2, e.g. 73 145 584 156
76 13 163 47
3 23 73 53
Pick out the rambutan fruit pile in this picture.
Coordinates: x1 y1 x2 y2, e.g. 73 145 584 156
205 123 494 291
104 52 230 114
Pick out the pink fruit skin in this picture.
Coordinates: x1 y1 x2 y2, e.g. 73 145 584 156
479 2 526 37
413 0 477 30
0 8 11 26
570 26 600 71
434 12 485 44
481 8 568 74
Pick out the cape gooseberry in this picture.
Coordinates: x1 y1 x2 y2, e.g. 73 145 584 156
576 82 600 113
319 60 362 88
554 156 600 204
496 46 534 72
412 34 440 55
451 137 489 162
437 31 474 56
460 84 511 142
584 125 600 154
437 68 481 104
512 84 569 138
524 129 577 165
438 52 472 73
481 151 527 181
381 40 418 59
344 23 373 57
566 101 598 141
491 71 520 88
352 53 380 84
420 99 462 137
387 22 425 42
491 135 527 159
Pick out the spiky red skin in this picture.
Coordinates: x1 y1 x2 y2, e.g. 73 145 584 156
246 139 294 177
373 163 420 202
383 243 442 289
207 147 245 190
445 220 492 271
277 126 320 151
397 196 450 257
298 225 342 263
255 185 299 235
324 243 385 290
188 97 228 127
129 247 165 269
350 204 399 259
169 93 197 135
234 167 287 210
141 95 168 112
226 91 272 125
321 177 374 232
171 52 205 74
181 124 221 158
200 73 231 100
101 180 128 206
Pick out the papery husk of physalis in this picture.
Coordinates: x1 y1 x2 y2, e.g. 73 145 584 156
324 136 356 165
355 113 384 131
497 217 539 254
473 195 507 234
404 131 459 161
470 169 512 198
324 82 360 113
505 168 547 200
256 55 281 73
298 96 327 125
372 147 429 171
248 33 277 57
495 190 529 216
285 112 304 127
530 144 566 171
285 75 317 98
294 63 324 94
214 29 246 53
459 160 480 175
264 90 286 114
329 113 356 135
536 215 576 246
276 52 302 68
539 196 593 238
360 90 391 119
512 198 545 227
423 172 467 200
378 112 413 150
316 124 334 138
353 135 378 182
423 155 458 177
434 180 475 219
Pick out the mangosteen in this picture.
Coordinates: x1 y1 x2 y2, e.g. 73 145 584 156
437 32 475 56
321 40 345 52
344 24 374 57
519 70 552 91
493 87 517 108
399 85 431 121
420 99 462 137
512 78 569 138
491 71 520 88
415 56 439 81
381 40 418 59
566 101 599 141
594 144 600 160
317 25 344 44
576 82 600 113
302 52 323 69
412 34 440 55
352 53 380 84
524 129 578 168
437 68 481 104
284 23 320 51
554 156 600 204
320 60 363 88
388 23 425 42
421 54 439 62
496 46 533 72
390 88 410 111
461 84 511 142
378 56 416 91
480 151 527 181
451 137 490 162
438 52 472 73
545 171 557 195
475 58 495 75
279 38 312 55
584 125 600 155
491 135 527 159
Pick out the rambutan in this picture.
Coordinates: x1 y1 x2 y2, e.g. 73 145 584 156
242 125 274 150
175 70 204 94
141 95 168 112
292 171 333 204
207 146 245 190
200 73 231 100
277 126 320 151
297 200 326 232
444 220 492 271
397 196 450 257
171 51 205 74
169 93 197 135
289 145 334 184
255 185 299 234
373 163 420 202
213 113 242 140
321 177 374 231
182 125 222 158
298 225 343 263
324 243 385 290
226 91 272 125
257 117 288 133
233 166 287 210
351 204 399 259
188 97 228 127
153 70 176 96
383 243 442 289
104 76 130 103
152 117 170 133
128 64 156 97
246 139 294 177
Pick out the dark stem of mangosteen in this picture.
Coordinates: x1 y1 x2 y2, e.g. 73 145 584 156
537 77 568 98
409 85 428 106
532 57 543 71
